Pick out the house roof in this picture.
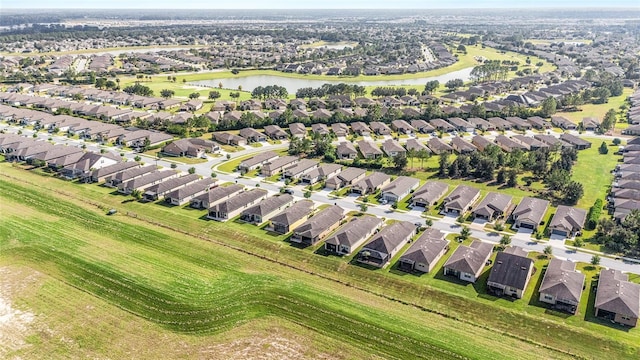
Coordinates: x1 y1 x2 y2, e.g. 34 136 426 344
404 138 430 152
91 161 139 179
353 172 391 192
443 185 480 211
240 151 279 168
293 205 344 239
426 137 454 154
412 181 449 205
549 205 587 232
270 200 315 227
289 123 307 136
143 173 199 196
357 140 383 156
165 178 217 200
263 156 299 172
512 197 550 225
334 167 366 183
539 259 585 304
242 194 294 218
197 183 244 205
559 133 591 147
209 188 268 214
324 215 383 247
450 136 477 152
444 240 493 275
381 176 420 198
336 141 358 156
381 139 406 154
399 228 448 266
472 192 513 218
595 269 640 318
119 170 176 191
110 165 156 182
284 159 318 176
488 248 534 291
360 221 416 258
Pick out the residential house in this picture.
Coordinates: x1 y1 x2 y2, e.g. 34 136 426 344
512 135 549 151
487 246 534 299
162 139 207 158
450 136 477 154
487 117 512 131
429 118 456 132
356 221 417 268
238 151 279 172
504 117 532 130
324 216 383 256
331 123 349 137
291 205 344 246
180 99 203 112
351 172 391 195
581 117 600 131
240 194 294 225
539 259 585 314
143 174 200 201
190 183 244 209
239 128 267 143
391 120 415 135
549 205 587 238
551 116 577 130
264 125 288 140
370 121 392 135
105 165 156 188
594 269 640 327
325 167 366 190
511 197 550 231
207 188 268 221
398 228 449 273
336 141 358 160
426 137 454 155
283 159 318 179
405 138 430 154
288 123 307 139
87 161 139 183
534 134 573 149
560 133 591 150
471 135 494 152
411 181 449 208
164 178 217 206
526 116 551 130
213 132 246 146
380 176 420 203
59 151 121 180
467 117 493 131
472 192 513 221
494 135 528 152
410 119 435 133
443 240 494 283
442 185 481 214
447 117 475 132
269 200 315 234
357 140 383 159
311 123 330 135
117 171 178 195
381 139 406 157
300 163 342 185
351 122 371 136
261 156 299 177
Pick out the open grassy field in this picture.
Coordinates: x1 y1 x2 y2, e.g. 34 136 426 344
1 163 639 359
570 137 622 209
555 88 632 126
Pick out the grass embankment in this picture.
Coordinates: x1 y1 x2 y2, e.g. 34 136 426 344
1 164 639 359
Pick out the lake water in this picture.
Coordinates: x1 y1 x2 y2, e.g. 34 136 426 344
189 67 474 94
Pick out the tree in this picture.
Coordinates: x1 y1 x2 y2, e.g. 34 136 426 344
500 234 512 246
208 91 221 100
459 226 471 240
170 163 177 169
496 168 506 184
600 109 616 132
392 154 408 170
188 167 196 174
506 170 518 187
189 92 201 100
211 172 217 178
445 78 464 91
540 97 557 117
590 254 601 266
304 191 312 199
457 44 467 53
599 141 609 154
424 80 439 94
493 222 504 231
612 138 621 146
134 156 141 162
438 153 449 177
425 219 433 227
564 181 584 205
131 189 143 200
543 245 553 257
160 89 175 99
360 203 368 212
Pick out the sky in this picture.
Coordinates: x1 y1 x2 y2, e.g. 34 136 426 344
2 0 638 9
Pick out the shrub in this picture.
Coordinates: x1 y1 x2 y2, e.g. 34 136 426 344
585 198 603 230
171 163 178 169
612 138 621 146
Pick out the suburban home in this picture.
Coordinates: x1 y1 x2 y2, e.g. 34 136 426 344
447 117 475 132
581 117 600 131
398 228 448 273
443 240 493 283
311 123 330 135
511 135 549 151
381 139 406 157
429 118 455 132
288 123 307 139
549 205 587 238
269 200 315 234
336 141 358 160
494 135 528 152
534 134 572 149
356 221 417 268
411 181 449 208
180 99 203 112
162 138 207 158
357 140 384 159
351 122 371 136
410 119 435 133
264 125 288 140
369 121 392 135
325 167 366 190
450 136 477 154
300 163 342 185
504 117 531 130
442 185 481 215
426 137 454 155
105 165 156 188
87 161 139 183
404 138 430 154
117 170 178 195
622 125 640 136
190 183 244 209
559 133 591 150
391 119 415 134
59 151 120 180
324 216 383 255
539 259 585 314
238 151 279 172
526 116 551 130
239 127 267 143
213 132 246 146
290 205 344 246
380 176 420 203
240 194 294 225
331 123 349 137
261 156 299 177
511 197 550 231
487 246 534 299
471 192 513 221
351 172 392 195
142 173 200 201
471 135 494 152
164 178 217 206
207 188 268 221
594 269 640 327
551 115 577 130
467 117 494 131
283 159 319 179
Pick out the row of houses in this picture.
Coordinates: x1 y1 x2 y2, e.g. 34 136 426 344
610 137 640 221
624 89 640 136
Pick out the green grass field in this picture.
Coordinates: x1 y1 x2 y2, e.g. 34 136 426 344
1 164 639 359
555 88 632 127
570 137 622 208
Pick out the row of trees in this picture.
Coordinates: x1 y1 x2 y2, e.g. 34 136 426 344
470 60 510 83
593 210 640 256
251 85 288 100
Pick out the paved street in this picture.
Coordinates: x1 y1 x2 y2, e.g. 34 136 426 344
2 122 639 275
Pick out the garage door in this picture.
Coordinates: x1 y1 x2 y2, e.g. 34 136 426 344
520 223 534 229
552 229 568 237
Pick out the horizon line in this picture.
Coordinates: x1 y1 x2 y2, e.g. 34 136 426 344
3 6 640 10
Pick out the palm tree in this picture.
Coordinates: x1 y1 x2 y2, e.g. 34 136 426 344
406 148 416 169
459 225 471 240
417 149 430 170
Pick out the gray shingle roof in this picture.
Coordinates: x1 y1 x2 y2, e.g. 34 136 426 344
472 192 513 219
399 228 448 266
549 205 587 232
293 205 344 239
412 181 449 205
209 188 268 214
360 221 416 258
488 248 534 290
444 240 493 275
539 259 585 304
324 216 383 247
270 200 315 227
595 269 640 318
241 194 294 218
